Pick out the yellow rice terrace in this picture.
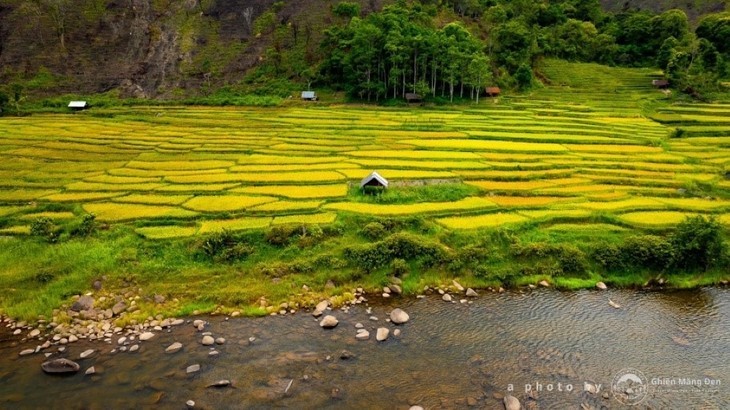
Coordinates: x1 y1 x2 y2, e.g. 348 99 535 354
0 62 728 320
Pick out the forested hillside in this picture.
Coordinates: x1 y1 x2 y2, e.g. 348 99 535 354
0 0 728 104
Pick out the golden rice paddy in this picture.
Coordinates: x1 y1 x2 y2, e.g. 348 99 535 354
487 196 579 207
437 213 529 229
114 194 193 205
83 203 198 222
182 195 277 212
249 199 323 212
578 198 664 211
324 197 497 216
272 213 338 225
618 211 696 227
0 91 728 234
19 212 76 220
40 192 125 202
230 184 348 199
135 226 199 239
198 217 273 234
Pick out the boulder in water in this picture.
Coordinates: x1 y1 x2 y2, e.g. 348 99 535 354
376 327 389 342
503 395 521 410
42 358 80 374
319 315 338 329
207 379 231 388
389 308 409 325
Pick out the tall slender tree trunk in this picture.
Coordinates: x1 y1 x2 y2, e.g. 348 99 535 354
413 50 417 94
402 71 406 98
476 73 481 104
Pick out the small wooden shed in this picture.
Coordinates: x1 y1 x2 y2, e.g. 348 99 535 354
68 101 89 110
485 87 501 97
405 93 422 103
652 79 669 89
301 91 318 101
360 171 388 193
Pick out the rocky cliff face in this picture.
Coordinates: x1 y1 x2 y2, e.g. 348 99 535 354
0 0 282 97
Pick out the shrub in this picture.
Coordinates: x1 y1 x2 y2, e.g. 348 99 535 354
390 258 408 276
30 217 57 243
343 232 449 272
592 243 623 270
621 235 673 271
265 225 300 246
670 215 726 271
200 229 254 262
71 213 96 237
555 245 589 275
34 271 55 284
313 254 347 269
670 128 686 138
333 2 360 18
511 242 588 276
361 222 386 240
473 265 491 280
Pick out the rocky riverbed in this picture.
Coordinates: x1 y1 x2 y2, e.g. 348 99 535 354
1 287 728 408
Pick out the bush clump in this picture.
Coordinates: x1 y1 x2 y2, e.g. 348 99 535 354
343 232 450 272
30 217 57 243
593 217 727 273
511 242 589 276
200 229 254 262
670 215 726 271
360 222 386 240
266 224 328 247
71 213 97 237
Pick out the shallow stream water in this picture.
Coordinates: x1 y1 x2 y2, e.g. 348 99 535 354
0 288 728 409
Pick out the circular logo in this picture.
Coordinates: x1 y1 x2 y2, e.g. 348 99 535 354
612 368 649 405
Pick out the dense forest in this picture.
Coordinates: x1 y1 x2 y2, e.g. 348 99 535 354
312 0 730 101
0 0 728 103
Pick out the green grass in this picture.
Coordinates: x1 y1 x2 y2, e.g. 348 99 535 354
348 183 479 204
0 60 728 322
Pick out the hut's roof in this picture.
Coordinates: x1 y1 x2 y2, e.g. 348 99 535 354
652 79 669 86
405 93 422 101
360 171 389 188
485 87 501 93
301 91 316 99
68 101 88 108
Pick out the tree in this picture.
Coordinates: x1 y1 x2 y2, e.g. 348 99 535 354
657 36 680 69
651 9 690 44
27 0 73 52
494 20 534 72
551 19 598 61
10 83 25 115
514 64 533 90
0 90 9 115
333 2 360 19
671 216 726 272
696 12 730 55
466 53 491 103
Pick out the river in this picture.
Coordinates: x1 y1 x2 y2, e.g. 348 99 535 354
0 288 728 409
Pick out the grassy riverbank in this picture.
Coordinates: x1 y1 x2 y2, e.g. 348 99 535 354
0 61 728 322
0 213 727 322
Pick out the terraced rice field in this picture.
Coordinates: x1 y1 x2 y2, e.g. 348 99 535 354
0 62 728 238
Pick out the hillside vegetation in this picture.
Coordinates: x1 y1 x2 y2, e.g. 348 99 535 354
0 0 728 104
0 60 728 321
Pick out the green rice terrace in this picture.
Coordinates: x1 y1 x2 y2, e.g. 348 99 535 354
1 61 729 321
